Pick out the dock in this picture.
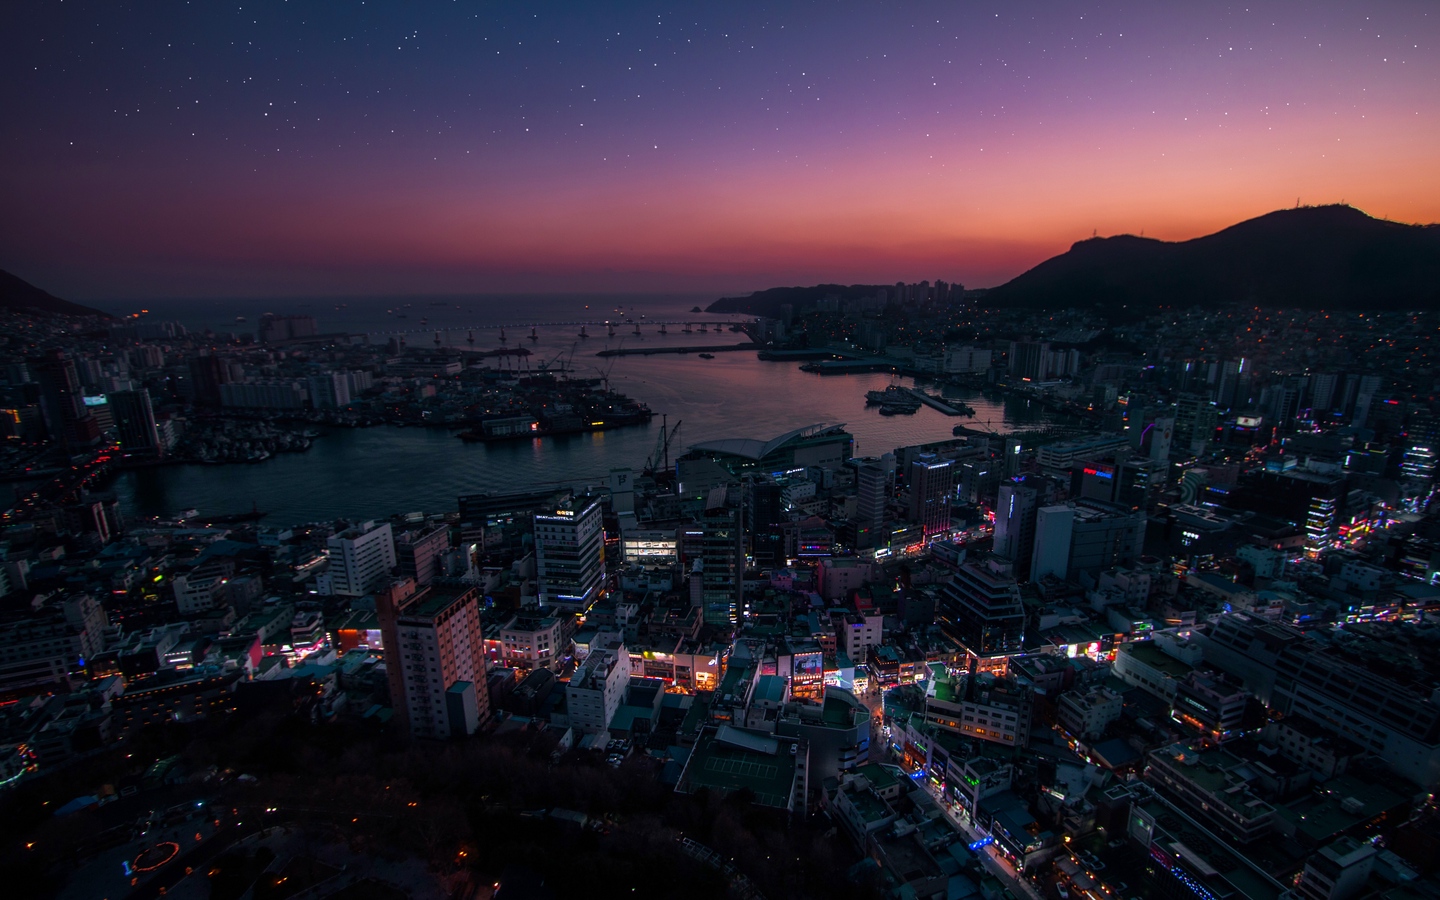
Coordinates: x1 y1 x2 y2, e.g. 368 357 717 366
595 343 757 358
905 388 973 416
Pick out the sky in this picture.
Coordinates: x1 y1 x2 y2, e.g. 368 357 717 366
2 1 1438 300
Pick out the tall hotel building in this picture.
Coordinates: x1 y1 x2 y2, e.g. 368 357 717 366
377 579 490 740
535 496 606 612
907 454 956 540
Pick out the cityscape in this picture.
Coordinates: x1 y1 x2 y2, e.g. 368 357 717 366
3 4 1440 900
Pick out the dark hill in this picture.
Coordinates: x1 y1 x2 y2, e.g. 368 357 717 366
706 283 890 318
0 270 113 318
986 205 1440 316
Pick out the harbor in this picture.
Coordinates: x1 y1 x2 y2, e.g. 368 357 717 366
595 342 758 358
865 385 975 417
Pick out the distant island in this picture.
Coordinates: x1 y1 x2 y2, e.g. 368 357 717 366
709 205 1440 320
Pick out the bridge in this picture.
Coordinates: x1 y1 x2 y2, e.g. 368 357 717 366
364 317 756 338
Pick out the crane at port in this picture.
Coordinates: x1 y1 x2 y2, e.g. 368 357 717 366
644 416 682 477
595 340 623 389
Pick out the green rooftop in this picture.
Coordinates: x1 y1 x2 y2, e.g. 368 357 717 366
852 762 899 792
679 728 799 809
1120 640 1195 678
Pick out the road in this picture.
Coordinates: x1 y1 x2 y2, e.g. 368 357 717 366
921 783 1046 900
861 687 1044 900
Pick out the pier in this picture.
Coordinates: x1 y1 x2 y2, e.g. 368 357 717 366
365 317 755 338
904 388 973 416
595 342 758 358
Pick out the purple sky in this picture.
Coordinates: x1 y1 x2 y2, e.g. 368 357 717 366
2 0 1437 299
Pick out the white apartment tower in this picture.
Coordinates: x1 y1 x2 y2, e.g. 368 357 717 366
327 521 396 596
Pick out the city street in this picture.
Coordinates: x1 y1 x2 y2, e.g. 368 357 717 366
863 686 1044 900
921 781 1046 900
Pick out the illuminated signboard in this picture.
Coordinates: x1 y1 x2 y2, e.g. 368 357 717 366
792 650 823 683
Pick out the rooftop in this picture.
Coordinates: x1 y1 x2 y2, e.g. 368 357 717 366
678 725 799 809
1119 640 1195 678
690 423 845 461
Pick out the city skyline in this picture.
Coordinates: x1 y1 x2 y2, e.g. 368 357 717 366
3 1 1439 299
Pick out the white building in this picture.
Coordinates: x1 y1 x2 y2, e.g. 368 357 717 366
1112 640 1194 701
535 497 606 612
567 642 631 735
944 346 992 375
839 612 883 663
817 558 874 602
306 373 352 409
1291 837 1377 900
499 613 566 672
326 521 396 597
172 566 228 615
1056 686 1123 740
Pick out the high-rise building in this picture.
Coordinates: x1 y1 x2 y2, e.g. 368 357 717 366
326 521 397 597
1008 341 1050 381
745 479 784 539
32 350 102 453
1347 373 1384 426
377 579 490 740
854 462 888 549
535 496 606 612
1029 505 1076 582
1003 437 1024 479
1402 411 1439 486
1173 393 1219 454
698 487 744 627
396 524 450 588
939 557 1026 657
907 454 955 540
1307 373 1339 419
107 389 160 456
1027 500 1145 584
993 481 1038 577
187 353 230 408
306 373 351 409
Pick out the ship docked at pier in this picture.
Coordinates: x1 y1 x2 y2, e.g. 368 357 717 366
457 378 654 443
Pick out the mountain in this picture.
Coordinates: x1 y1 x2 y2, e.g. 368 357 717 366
986 205 1440 316
0 270 114 318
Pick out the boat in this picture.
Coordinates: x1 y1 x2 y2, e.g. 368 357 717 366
879 402 919 416
235 315 247 323
698 353 715 359
866 385 916 406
